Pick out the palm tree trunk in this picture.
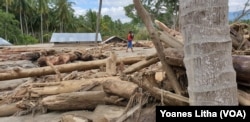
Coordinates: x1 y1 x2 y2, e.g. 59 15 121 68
19 9 23 35
180 0 238 105
24 14 29 34
95 0 102 44
40 13 44 43
5 0 8 13
60 22 63 32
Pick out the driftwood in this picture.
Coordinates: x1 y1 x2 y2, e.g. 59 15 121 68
102 79 138 99
116 102 145 122
238 90 250 106
0 56 144 81
134 0 183 95
30 77 120 97
125 73 189 105
232 55 250 83
106 51 117 75
0 102 21 117
159 31 183 48
230 23 250 50
0 79 27 91
37 52 79 67
164 48 184 67
124 57 159 74
161 48 250 84
124 48 185 74
92 105 125 122
42 91 106 111
155 20 182 39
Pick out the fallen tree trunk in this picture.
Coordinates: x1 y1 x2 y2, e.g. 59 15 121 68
37 52 79 67
160 49 250 83
232 55 250 83
42 91 106 111
127 75 189 105
102 79 138 99
134 0 183 95
238 90 250 106
164 48 184 67
0 79 27 91
124 48 185 74
159 31 183 49
30 77 119 97
124 57 159 74
0 56 144 81
0 103 21 117
106 51 117 75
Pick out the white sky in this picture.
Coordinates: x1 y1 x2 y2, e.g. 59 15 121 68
71 0 249 23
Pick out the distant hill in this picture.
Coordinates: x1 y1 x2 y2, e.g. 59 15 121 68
229 10 250 21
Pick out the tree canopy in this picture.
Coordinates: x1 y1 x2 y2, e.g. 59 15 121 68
0 0 138 45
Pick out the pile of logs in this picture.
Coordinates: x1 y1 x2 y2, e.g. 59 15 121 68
0 21 250 122
231 22 250 52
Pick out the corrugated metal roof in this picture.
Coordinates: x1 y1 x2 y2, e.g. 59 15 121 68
101 36 126 44
50 33 102 43
0 37 12 46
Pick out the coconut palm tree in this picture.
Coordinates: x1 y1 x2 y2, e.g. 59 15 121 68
95 0 102 43
37 0 49 43
54 0 75 32
180 0 238 105
5 0 13 13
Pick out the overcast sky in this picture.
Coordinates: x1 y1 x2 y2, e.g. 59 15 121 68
71 0 249 23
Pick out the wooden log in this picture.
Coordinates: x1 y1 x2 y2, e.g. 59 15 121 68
0 103 21 117
164 48 184 67
0 56 144 81
124 57 159 74
103 96 127 106
134 0 183 95
151 49 250 84
20 52 41 61
46 58 62 82
162 50 250 84
41 91 106 111
37 52 79 67
155 20 181 36
92 105 125 122
102 79 138 99
106 51 117 75
124 49 184 74
232 55 250 83
126 74 189 106
0 79 27 91
155 20 184 44
238 90 250 106
116 102 145 122
159 31 183 49
30 77 120 97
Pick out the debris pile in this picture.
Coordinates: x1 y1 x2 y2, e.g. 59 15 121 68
0 21 250 122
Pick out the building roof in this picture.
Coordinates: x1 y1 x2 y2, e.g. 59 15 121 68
50 33 102 43
0 37 12 46
101 36 126 44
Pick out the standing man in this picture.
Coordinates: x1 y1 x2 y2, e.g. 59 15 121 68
126 31 134 52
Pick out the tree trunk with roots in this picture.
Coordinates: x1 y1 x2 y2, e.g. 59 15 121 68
180 0 238 105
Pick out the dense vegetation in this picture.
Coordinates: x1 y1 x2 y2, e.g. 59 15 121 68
0 0 248 45
0 0 180 45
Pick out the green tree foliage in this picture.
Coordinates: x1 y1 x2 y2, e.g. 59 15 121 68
0 0 138 44
125 0 179 28
0 10 38 44
0 9 21 44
